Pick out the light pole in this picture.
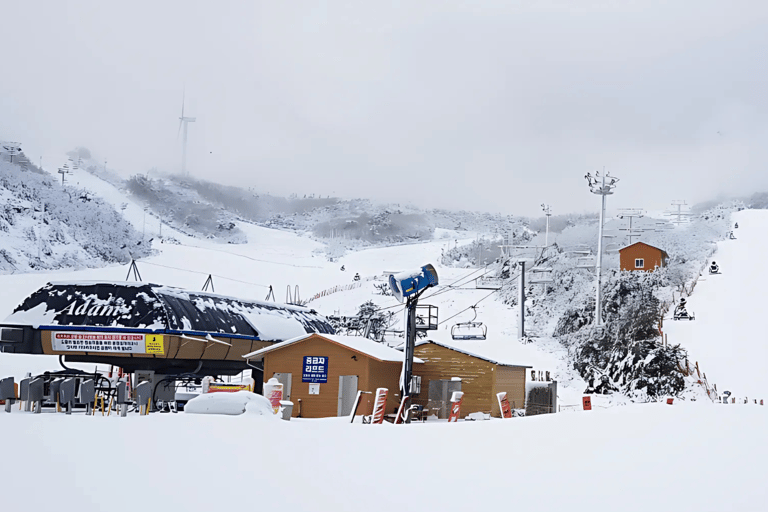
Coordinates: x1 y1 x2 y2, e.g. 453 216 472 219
585 170 619 325
541 204 552 248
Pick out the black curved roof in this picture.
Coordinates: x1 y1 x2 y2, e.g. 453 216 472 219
6 281 335 341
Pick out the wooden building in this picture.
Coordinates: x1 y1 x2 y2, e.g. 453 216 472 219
412 340 530 418
244 333 423 419
619 242 669 272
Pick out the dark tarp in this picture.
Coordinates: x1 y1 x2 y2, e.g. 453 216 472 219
7 282 335 340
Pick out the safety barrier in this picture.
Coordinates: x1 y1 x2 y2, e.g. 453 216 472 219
303 276 378 305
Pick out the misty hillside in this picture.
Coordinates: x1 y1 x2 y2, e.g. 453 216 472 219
77 161 533 249
0 155 150 274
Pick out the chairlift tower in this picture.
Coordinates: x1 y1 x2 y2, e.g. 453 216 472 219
58 164 71 186
1 142 22 163
666 200 693 226
617 208 646 245
541 204 552 248
585 170 619 326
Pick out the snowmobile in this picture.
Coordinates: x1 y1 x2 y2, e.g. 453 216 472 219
728 231 737 240
709 261 720 275
673 299 695 321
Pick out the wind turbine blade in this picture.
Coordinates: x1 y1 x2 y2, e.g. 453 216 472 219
181 88 185 118
177 119 182 139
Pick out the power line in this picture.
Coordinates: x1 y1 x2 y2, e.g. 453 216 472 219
137 260 270 289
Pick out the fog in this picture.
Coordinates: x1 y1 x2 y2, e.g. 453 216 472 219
2 1 767 216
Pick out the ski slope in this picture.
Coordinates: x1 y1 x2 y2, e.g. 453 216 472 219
1 401 766 512
0 167 587 401
1 172 766 512
665 209 768 400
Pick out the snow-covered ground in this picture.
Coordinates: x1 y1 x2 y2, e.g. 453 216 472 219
1 171 767 511
1 401 765 512
665 209 768 400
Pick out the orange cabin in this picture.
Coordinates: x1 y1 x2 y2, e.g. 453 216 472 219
619 242 668 272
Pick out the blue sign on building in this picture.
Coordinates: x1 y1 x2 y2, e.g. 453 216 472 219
302 356 329 383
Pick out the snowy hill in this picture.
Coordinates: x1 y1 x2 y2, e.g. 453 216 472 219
1 160 767 512
665 209 768 398
0 159 150 273
0 161 748 405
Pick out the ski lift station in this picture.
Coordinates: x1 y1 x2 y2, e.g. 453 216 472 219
0 281 335 397
619 242 669 272
1 273 537 420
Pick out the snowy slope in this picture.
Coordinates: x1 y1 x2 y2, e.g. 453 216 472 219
0 401 765 512
665 209 768 399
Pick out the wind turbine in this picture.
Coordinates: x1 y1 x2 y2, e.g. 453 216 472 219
177 91 196 176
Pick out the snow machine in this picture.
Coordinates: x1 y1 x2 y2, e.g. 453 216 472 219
673 300 695 321
451 306 487 340
709 262 720 275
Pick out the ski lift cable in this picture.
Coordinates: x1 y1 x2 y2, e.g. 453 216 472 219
374 266 502 315
420 266 499 301
175 242 325 270
437 288 502 326
137 261 270 289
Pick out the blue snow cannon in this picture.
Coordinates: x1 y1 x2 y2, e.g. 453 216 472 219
388 264 439 303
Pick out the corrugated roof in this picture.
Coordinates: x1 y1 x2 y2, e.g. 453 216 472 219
243 333 424 363
413 339 532 368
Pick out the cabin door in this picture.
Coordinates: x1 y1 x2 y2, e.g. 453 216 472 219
337 375 358 416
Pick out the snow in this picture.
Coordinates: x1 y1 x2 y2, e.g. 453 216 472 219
1 168 767 510
244 333 424 363
665 210 768 399
0 402 766 511
184 391 277 416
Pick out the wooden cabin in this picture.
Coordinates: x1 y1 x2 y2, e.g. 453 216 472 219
619 242 669 272
412 340 530 418
244 333 423 418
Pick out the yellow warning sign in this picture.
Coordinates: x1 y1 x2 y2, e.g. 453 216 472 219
145 334 165 355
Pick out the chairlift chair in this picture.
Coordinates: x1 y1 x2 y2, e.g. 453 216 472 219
451 306 487 341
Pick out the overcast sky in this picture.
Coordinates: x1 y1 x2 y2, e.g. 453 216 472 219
2 1 767 216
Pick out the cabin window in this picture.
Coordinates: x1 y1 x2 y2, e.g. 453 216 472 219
635 258 644 268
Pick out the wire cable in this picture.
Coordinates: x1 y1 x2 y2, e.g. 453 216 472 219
137 261 270 289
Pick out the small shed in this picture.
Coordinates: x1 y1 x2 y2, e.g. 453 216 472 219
619 242 669 272
243 333 422 418
412 340 531 418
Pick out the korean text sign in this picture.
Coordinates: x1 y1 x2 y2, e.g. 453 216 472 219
302 356 328 383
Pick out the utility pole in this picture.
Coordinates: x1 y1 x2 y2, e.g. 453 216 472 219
143 206 148 242
518 260 526 341
541 204 552 248
585 170 619 326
